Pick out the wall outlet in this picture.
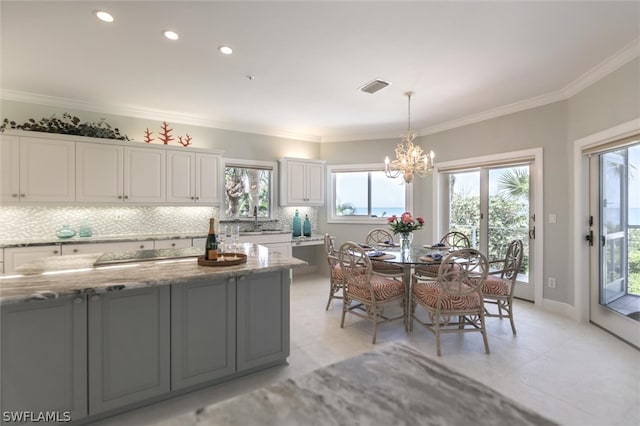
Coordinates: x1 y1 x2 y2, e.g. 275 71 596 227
548 277 557 288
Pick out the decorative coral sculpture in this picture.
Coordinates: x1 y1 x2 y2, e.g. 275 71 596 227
143 128 154 143
158 121 174 145
178 134 192 147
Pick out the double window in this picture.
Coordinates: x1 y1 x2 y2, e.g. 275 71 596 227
328 164 410 223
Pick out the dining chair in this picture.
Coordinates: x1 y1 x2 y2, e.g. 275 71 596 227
338 241 406 344
365 228 404 276
415 231 472 278
324 233 344 310
411 248 490 356
483 239 524 334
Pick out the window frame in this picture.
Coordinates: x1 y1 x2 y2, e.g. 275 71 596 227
222 157 277 221
327 163 413 224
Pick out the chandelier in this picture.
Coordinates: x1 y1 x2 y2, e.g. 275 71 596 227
384 91 434 184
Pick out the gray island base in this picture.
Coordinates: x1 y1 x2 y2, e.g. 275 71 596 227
0 244 306 424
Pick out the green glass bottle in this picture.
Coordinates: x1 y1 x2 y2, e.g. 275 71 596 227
292 210 302 237
303 214 312 237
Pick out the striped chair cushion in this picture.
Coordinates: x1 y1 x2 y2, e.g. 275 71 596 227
413 281 481 310
347 274 404 302
331 264 344 280
482 274 510 296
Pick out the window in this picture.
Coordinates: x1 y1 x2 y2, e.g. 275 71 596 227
223 159 275 219
329 164 410 223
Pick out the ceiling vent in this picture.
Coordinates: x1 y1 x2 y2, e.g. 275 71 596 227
358 79 391 94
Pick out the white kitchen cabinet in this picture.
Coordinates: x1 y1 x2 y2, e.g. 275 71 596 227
0 134 20 203
279 158 325 206
3 245 61 274
1 135 75 203
238 233 293 258
61 240 152 256
154 238 192 249
77 143 165 203
166 151 220 204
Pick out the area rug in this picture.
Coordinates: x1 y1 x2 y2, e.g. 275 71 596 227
626 311 640 321
153 343 557 426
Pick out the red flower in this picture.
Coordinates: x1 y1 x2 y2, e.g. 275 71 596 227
417 216 424 224
387 215 397 223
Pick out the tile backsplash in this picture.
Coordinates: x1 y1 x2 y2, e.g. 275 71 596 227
0 205 318 241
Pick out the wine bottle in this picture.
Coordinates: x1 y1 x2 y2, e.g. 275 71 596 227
205 218 218 260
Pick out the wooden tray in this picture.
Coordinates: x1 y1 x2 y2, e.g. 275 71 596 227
197 254 247 266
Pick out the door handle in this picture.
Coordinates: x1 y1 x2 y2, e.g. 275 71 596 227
585 230 593 246
528 227 535 240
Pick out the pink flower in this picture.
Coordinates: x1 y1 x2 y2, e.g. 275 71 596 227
401 212 413 224
387 215 397 223
417 216 424 224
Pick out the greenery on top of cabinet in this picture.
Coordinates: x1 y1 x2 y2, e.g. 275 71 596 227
1 113 129 140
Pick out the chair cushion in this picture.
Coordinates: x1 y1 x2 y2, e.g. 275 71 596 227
331 263 344 280
347 274 405 302
482 275 510 296
413 281 481 310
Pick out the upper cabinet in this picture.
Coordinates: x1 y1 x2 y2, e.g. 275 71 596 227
2 131 222 206
166 151 220 205
1 134 75 203
279 158 325 206
76 143 165 203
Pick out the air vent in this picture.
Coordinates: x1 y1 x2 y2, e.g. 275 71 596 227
358 79 391 94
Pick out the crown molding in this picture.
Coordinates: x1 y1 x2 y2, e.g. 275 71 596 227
0 90 322 143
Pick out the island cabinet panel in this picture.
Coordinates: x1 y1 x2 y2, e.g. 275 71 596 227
88 286 170 415
171 277 236 390
0 296 87 422
236 270 290 372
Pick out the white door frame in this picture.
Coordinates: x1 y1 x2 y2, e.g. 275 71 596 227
433 147 544 305
572 117 640 322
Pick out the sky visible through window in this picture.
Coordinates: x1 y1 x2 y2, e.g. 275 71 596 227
335 171 405 217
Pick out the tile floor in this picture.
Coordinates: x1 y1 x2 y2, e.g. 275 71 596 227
94 273 640 426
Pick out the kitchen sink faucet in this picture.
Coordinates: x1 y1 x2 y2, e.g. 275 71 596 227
253 205 258 226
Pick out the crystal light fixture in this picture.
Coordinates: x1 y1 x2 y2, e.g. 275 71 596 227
384 92 435 184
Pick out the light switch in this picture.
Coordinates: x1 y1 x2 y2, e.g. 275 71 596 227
548 213 557 224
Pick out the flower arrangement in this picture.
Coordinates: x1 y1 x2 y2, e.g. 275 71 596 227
387 212 424 234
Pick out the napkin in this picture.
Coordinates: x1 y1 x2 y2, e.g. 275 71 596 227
430 253 443 261
433 243 446 247
368 251 385 258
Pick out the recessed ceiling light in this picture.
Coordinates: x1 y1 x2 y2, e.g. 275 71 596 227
95 10 114 23
163 30 179 41
218 46 233 55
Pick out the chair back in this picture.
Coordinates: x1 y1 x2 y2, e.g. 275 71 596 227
338 241 371 286
440 231 471 249
324 233 337 256
497 239 524 285
365 228 395 248
438 248 488 297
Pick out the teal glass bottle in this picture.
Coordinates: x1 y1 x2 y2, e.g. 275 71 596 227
292 210 302 237
303 214 312 237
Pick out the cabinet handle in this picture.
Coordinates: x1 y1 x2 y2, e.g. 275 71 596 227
140 245 145 249
124 195 129 200
171 243 176 247
118 195 123 199
73 297 83 304
195 196 199 200
90 295 100 302
11 193 18 198
53 250 59 254
20 194 26 198
73 249 78 253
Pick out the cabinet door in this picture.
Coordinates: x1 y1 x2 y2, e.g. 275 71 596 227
305 161 325 204
171 277 236 390
61 240 152 256
286 160 307 204
267 242 293 258
195 153 220 204
20 136 75 202
88 287 170 414
4 245 61 274
166 151 195 203
76 143 124 202
0 135 20 203
124 147 166 203
1 296 87 421
236 270 290 372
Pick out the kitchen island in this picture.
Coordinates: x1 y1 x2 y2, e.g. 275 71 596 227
0 244 306 424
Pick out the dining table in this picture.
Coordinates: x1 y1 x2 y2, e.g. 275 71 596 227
366 243 450 328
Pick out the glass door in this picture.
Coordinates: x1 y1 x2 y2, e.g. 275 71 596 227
589 143 640 347
446 164 534 301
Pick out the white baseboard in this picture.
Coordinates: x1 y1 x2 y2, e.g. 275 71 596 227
539 298 583 322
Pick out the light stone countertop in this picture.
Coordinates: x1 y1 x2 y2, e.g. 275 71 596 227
0 244 306 306
151 342 557 426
